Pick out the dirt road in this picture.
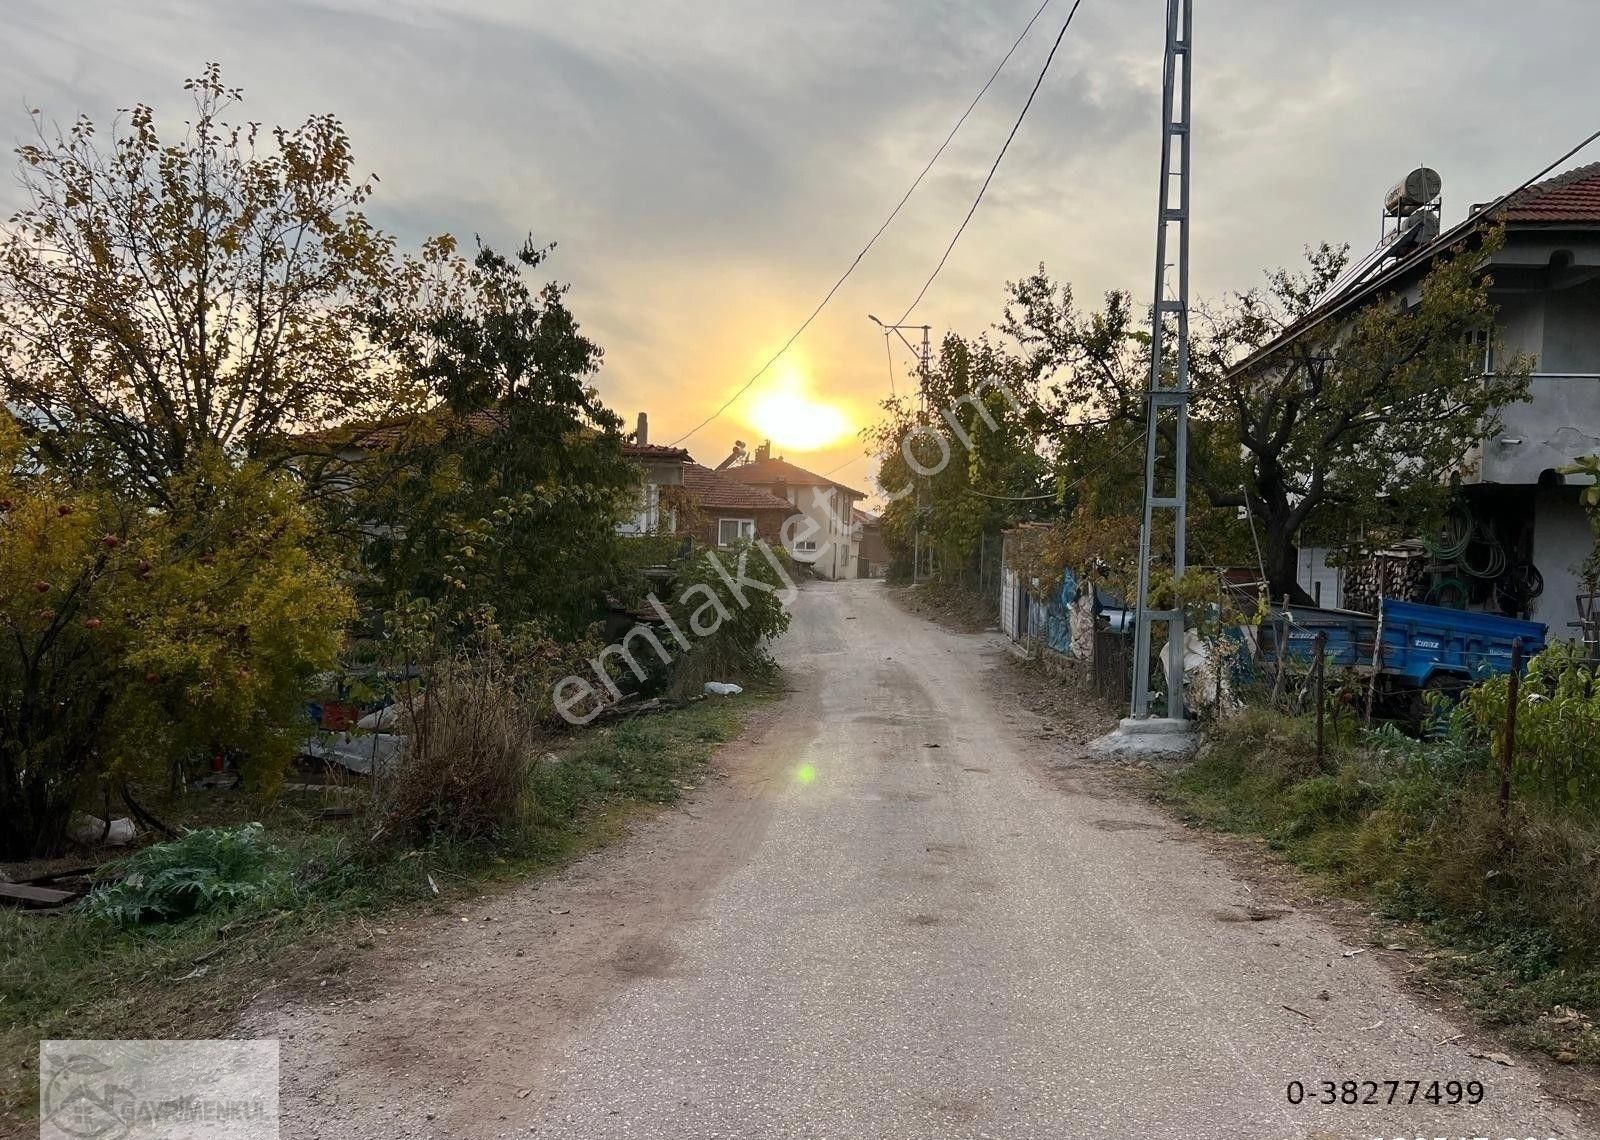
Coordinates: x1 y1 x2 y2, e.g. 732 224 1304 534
251 579 1583 1139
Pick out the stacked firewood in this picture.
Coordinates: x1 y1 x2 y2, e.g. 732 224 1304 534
1343 547 1428 613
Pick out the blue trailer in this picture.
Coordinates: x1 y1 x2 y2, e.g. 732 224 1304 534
1258 597 1546 713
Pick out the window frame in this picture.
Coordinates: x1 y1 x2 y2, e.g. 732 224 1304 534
717 517 757 547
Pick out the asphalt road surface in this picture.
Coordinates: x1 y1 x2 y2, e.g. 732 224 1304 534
255 579 1585 1140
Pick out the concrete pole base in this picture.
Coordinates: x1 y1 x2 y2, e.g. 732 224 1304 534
1088 717 1199 761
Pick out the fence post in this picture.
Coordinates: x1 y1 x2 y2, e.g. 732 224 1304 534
1269 597 1290 707
1314 630 1328 768
1499 636 1524 820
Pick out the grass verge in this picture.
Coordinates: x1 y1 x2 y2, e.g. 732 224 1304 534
0 694 759 1125
1164 707 1600 1066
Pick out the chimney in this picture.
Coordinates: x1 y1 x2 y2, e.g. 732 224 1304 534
635 412 648 446
755 440 771 462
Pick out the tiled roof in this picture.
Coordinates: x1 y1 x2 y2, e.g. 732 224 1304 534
623 442 692 461
294 408 507 449
682 463 797 513
293 412 690 461
724 456 866 500
1495 162 1600 224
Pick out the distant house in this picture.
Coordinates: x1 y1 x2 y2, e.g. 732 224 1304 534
854 508 889 578
680 462 798 548
1244 162 1600 639
618 414 690 535
721 442 865 579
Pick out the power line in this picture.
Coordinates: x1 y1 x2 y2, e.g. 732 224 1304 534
895 0 1087 325
667 0 1061 448
1233 125 1600 377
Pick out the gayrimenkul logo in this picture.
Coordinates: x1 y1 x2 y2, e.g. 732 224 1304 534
40 1053 134 1140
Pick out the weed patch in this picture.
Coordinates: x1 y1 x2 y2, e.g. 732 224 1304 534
0 695 758 1125
1167 708 1600 1066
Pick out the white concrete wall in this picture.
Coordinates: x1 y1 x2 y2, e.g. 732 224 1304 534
1296 546 1345 609
780 485 859 580
1000 567 1020 641
1531 485 1594 641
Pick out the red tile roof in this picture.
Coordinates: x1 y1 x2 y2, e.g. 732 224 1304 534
724 456 866 500
293 408 508 449
1496 162 1600 224
293 412 691 461
623 442 693 461
682 463 797 513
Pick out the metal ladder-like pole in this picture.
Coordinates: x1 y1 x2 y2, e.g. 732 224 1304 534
1130 0 1193 720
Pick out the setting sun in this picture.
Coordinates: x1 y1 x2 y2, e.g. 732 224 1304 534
745 361 853 452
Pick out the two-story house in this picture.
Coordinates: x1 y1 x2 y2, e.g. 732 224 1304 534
617 413 691 535
721 443 865 579
1258 163 1600 639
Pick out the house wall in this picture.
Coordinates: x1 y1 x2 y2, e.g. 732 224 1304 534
1542 277 1600 372
1295 546 1345 609
775 484 860 579
618 459 685 535
1466 242 1600 486
691 507 795 551
1530 484 1594 640
858 524 889 575
618 483 662 535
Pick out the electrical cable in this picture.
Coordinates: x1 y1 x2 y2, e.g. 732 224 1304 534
1235 125 1600 376
895 0 1088 325
667 0 1061 447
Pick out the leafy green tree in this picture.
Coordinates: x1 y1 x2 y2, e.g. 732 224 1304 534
0 421 351 857
325 240 643 638
1002 236 1528 605
866 331 1052 582
0 64 417 503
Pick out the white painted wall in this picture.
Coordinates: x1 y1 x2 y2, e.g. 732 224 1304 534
1531 485 1595 641
779 484 860 579
1296 546 1345 609
1000 567 1020 641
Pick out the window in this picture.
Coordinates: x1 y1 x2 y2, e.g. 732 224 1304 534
796 539 818 552
717 518 755 546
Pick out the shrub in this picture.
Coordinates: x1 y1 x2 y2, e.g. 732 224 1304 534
1461 643 1600 809
83 825 288 925
376 651 534 844
0 427 352 858
663 541 792 696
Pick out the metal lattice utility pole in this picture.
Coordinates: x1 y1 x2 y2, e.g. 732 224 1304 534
870 315 934 583
1130 0 1193 720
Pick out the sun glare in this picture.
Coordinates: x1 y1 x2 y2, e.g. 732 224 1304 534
746 362 852 452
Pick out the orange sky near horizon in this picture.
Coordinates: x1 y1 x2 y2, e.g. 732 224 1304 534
8 0 1600 515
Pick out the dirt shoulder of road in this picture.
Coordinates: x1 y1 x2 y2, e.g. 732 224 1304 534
884 580 999 633
979 650 1600 1130
234 678 807 1139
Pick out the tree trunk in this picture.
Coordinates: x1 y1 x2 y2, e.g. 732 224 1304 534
1263 523 1317 608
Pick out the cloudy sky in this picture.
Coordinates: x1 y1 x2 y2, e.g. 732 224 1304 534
7 0 1598 497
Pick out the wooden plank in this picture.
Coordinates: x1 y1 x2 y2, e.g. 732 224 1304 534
0 882 76 907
